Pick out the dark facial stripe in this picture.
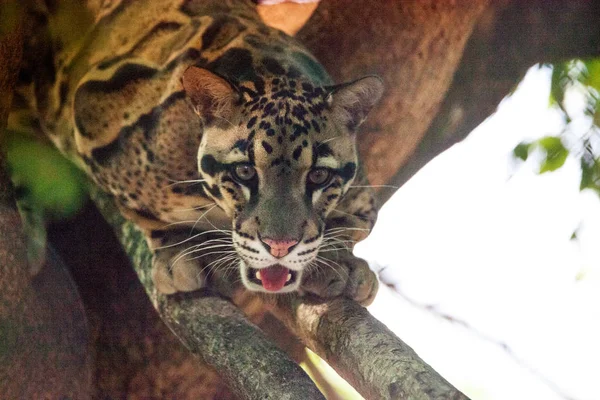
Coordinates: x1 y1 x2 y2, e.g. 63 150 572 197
203 182 223 199
232 139 249 152
200 154 226 176
239 243 259 254
338 162 357 182
315 142 333 158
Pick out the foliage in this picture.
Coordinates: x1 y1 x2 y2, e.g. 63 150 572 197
2 130 88 219
513 59 600 196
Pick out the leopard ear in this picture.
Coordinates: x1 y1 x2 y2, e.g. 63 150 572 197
326 76 384 131
181 66 240 123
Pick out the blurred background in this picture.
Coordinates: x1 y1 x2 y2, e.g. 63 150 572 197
358 63 600 400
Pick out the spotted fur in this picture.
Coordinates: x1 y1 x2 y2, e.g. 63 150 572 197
12 0 382 301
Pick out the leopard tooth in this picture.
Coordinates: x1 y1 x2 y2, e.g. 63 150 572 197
255 270 262 281
286 273 292 282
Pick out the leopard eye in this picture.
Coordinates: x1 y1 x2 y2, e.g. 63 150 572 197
307 168 332 187
233 163 256 182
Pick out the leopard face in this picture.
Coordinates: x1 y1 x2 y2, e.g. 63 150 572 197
182 67 382 293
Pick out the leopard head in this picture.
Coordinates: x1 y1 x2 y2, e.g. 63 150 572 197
182 66 383 293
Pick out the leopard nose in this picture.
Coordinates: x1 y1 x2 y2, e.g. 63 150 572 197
260 237 299 258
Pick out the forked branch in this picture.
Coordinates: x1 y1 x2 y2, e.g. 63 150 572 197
92 187 468 400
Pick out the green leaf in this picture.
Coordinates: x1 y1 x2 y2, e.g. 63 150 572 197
583 59 600 94
4 131 88 218
580 155 600 194
538 136 568 173
550 63 568 107
570 230 578 241
513 142 532 161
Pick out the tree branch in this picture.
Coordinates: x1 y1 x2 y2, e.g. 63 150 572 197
90 188 326 400
90 185 470 398
269 296 468 400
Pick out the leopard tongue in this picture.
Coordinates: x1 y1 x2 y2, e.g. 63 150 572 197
259 265 289 292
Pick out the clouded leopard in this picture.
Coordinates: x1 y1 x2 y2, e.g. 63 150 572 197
12 0 382 303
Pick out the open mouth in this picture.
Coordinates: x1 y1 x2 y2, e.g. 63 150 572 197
247 265 298 292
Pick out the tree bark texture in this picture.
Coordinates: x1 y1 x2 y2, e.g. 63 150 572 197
269 296 468 400
298 0 490 190
298 0 600 204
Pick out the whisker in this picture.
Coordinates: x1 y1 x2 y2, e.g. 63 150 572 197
318 136 342 146
323 231 357 240
200 210 229 234
325 227 371 233
201 254 239 277
322 237 352 248
349 184 399 189
318 246 347 254
213 257 240 278
214 115 237 129
321 237 352 246
315 255 344 270
163 178 206 189
175 243 235 260
323 237 356 247
154 229 230 250
331 209 360 218
171 247 236 270
190 204 218 234
313 257 346 281
172 203 216 213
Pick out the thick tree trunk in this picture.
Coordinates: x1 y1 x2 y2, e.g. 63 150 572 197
0 5 92 398
298 0 490 189
298 0 600 203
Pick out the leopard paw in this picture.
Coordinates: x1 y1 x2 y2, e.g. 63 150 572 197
344 257 379 306
301 253 378 306
151 249 206 295
302 262 350 299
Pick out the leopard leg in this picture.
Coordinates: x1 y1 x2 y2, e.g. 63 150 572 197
146 229 222 295
301 174 379 305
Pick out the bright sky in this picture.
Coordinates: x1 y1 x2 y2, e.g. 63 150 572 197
355 66 600 400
